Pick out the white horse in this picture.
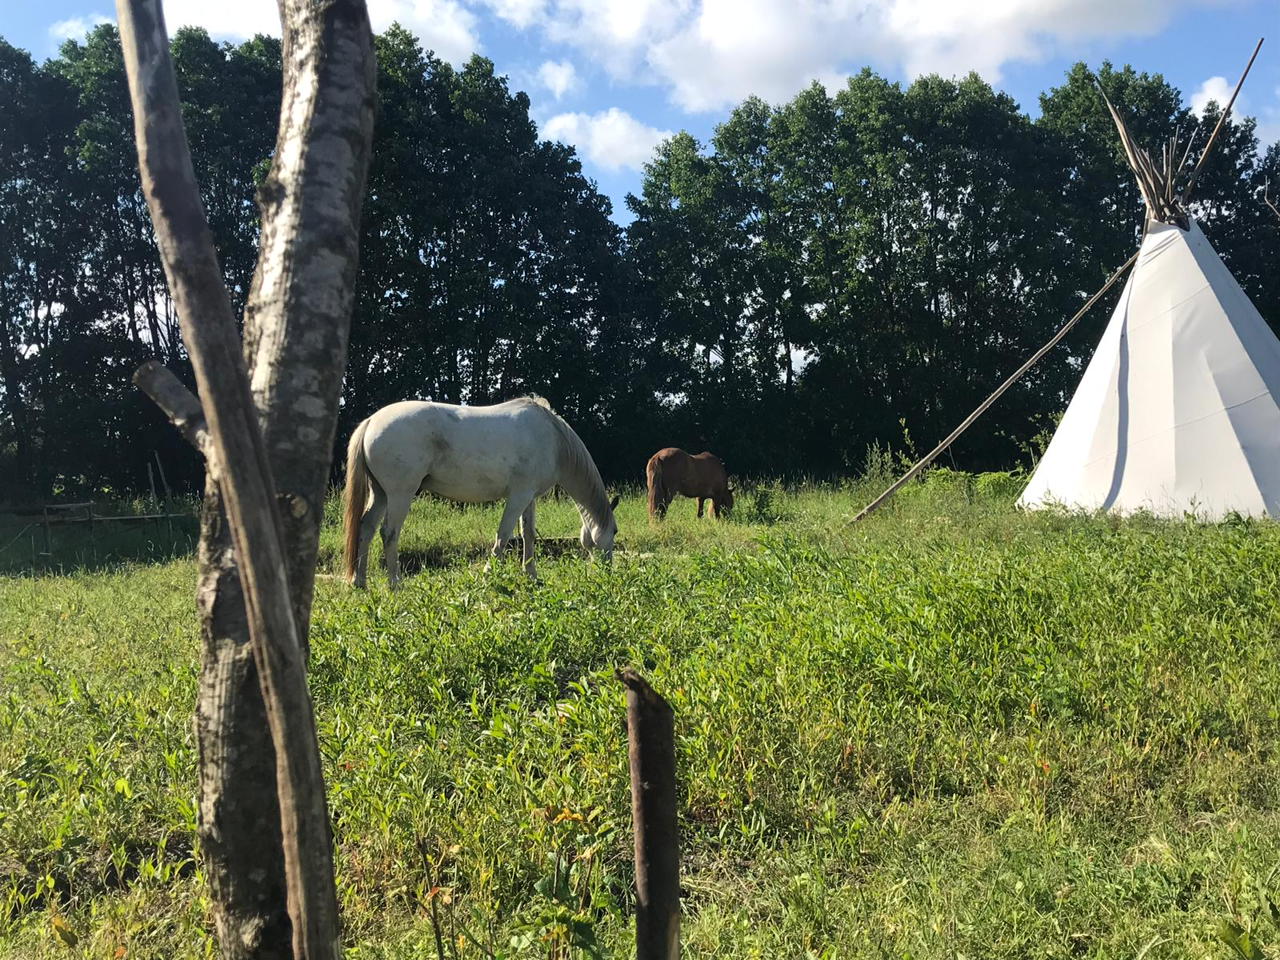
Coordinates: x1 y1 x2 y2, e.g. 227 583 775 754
343 397 619 586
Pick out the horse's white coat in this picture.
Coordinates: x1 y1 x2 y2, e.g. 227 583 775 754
348 397 616 585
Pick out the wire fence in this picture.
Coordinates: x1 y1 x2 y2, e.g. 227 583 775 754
0 498 199 574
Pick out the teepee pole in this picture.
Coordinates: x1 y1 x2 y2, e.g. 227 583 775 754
851 251 1140 523
1181 37 1264 205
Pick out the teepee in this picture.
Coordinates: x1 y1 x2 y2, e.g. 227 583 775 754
1018 63 1280 520
851 42 1268 525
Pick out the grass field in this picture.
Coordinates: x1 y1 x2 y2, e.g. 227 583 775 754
2 473 1279 959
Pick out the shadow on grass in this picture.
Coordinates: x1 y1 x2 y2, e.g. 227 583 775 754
317 536 594 577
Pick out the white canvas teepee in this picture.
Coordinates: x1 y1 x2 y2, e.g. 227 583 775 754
1018 218 1280 519
850 43 1268 525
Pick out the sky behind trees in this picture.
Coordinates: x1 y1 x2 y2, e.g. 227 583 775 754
4 0 1278 221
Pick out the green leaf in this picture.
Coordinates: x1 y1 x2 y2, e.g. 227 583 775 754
1219 919 1266 960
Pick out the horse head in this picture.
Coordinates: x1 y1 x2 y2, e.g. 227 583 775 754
716 484 734 517
581 493 620 557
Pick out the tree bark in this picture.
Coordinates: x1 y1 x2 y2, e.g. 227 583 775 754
116 0 375 956
242 0 376 647
195 482 293 959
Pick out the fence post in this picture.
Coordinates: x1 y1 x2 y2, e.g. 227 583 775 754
618 667 680 960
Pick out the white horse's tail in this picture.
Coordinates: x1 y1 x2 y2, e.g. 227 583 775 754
343 419 372 583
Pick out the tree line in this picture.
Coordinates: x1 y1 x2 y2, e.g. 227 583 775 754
3 23 1278 499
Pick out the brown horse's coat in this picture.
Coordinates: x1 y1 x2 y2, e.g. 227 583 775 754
646 448 734 520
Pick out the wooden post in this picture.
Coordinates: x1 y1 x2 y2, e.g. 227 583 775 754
153 450 171 500
618 668 680 960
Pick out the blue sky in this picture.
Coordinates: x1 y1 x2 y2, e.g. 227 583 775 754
4 0 1278 221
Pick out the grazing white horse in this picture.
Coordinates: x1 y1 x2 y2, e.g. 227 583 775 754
343 397 619 586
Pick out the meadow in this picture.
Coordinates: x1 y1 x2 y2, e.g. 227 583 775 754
2 473 1279 959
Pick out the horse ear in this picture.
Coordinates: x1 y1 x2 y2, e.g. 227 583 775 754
609 494 621 511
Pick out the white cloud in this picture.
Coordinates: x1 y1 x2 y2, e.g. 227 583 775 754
155 0 279 41
500 0 1228 113
544 108 672 171
148 0 479 63
480 0 547 29
1191 75 1233 116
1257 86 1280 148
537 59 580 99
1190 76 1279 146
49 14 111 41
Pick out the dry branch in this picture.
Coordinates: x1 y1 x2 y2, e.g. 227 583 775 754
1265 181 1280 223
132 361 211 460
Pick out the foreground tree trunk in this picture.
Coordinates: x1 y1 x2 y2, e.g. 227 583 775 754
116 0 375 956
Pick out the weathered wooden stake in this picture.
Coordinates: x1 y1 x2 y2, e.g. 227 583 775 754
618 667 680 960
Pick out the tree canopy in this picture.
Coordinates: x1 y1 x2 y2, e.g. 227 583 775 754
2 25 1278 498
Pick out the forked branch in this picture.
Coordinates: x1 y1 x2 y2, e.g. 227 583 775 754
133 361 211 460
1265 181 1280 223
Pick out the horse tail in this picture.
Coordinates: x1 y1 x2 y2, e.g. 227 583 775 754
646 456 664 521
343 418 371 583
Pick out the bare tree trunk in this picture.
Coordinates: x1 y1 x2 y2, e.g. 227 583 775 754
116 0 375 955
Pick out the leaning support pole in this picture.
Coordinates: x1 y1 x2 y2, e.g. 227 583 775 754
618 668 680 960
1181 37 1263 206
852 250 1139 523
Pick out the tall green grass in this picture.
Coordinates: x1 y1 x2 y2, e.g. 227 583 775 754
2 481 1279 958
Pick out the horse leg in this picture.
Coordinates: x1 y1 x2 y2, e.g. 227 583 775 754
354 482 387 589
520 500 538 579
488 494 529 571
697 497 705 518
381 490 413 590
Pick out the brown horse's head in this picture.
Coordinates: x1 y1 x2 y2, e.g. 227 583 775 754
714 485 734 518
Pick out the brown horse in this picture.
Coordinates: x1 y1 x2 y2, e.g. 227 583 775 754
646 448 734 520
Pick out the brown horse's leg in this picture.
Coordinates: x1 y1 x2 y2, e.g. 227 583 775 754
696 497 705 518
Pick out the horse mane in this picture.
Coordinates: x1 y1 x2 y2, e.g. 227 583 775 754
525 395 611 527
